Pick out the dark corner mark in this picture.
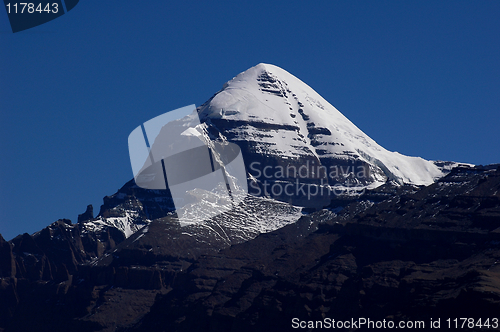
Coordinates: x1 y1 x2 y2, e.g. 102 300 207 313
3 0 79 33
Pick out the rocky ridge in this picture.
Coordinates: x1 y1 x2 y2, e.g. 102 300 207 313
0 165 499 331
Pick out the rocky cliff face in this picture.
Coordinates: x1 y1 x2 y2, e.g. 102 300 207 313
125 165 500 332
1 165 498 332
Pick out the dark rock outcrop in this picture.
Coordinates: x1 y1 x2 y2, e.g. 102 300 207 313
0 234 15 279
78 204 94 223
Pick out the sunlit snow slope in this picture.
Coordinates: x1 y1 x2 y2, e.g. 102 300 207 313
199 63 458 190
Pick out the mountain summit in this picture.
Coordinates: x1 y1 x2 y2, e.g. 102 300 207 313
77 63 463 240
197 63 456 206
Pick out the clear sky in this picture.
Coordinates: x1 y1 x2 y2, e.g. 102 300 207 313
1 1 499 240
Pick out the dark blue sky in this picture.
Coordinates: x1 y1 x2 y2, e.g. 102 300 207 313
1 1 499 240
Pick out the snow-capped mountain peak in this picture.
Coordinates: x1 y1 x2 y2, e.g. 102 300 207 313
79 63 465 241
200 63 457 192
